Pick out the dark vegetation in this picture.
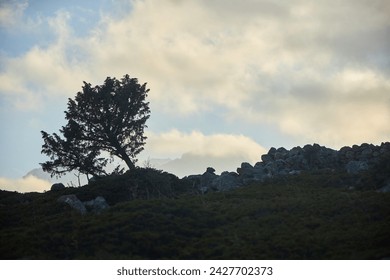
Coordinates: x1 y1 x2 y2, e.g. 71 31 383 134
1 167 389 260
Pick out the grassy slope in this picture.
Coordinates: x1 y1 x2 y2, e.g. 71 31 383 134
1 171 390 259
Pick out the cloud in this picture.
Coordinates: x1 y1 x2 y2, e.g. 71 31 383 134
146 129 266 160
243 67 390 148
0 175 51 193
0 0 389 147
0 10 93 110
0 0 28 29
143 129 266 176
158 153 253 178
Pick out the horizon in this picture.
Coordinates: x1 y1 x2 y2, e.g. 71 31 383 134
1 0 389 192
2 140 389 193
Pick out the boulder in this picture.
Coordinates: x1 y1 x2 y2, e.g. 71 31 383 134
206 167 216 174
51 183 65 191
57 195 87 215
200 168 218 192
285 154 307 170
261 154 272 163
252 164 266 181
237 162 254 176
274 147 288 160
289 146 303 157
83 196 109 214
267 147 277 158
289 170 301 175
212 172 241 191
186 174 202 184
237 162 268 184
264 159 287 176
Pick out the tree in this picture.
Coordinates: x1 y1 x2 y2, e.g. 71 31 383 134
41 74 150 178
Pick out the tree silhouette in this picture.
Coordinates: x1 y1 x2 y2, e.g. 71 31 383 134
41 74 150 178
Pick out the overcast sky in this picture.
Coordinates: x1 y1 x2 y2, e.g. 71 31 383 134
1 0 389 192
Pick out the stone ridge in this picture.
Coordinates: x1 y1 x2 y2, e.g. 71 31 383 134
185 142 390 192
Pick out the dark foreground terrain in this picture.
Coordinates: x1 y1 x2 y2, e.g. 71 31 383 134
1 168 389 259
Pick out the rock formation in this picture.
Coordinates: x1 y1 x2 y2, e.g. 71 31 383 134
57 194 87 215
185 142 390 193
51 183 65 191
58 194 110 214
83 196 110 214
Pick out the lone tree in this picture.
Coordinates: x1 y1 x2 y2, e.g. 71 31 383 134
41 74 150 178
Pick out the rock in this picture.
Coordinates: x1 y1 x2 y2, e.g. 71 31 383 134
274 147 288 160
83 196 109 213
201 168 218 192
57 195 87 215
345 150 354 160
345 160 369 174
286 154 307 170
237 162 254 176
254 162 264 168
206 167 216 174
237 162 268 184
252 164 266 181
289 170 301 175
360 147 373 159
261 154 272 163
187 174 202 183
289 146 303 157
380 143 390 154
51 183 65 191
264 159 287 176
267 147 277 157
302 144 322 167
183 174 204 192
212 172 241 191
185 142 390 193
241 162 253 169
377 181 390 193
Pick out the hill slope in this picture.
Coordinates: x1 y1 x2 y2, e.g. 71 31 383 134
1 169 389 259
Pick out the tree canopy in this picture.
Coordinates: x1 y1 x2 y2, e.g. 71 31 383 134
41 74 150 178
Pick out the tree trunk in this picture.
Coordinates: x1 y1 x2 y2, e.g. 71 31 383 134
107 132 136 170
121 151 136 170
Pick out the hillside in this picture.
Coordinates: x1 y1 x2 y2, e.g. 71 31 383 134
1 165 390 259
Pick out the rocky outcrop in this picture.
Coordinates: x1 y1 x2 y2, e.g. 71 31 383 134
213 171 242 191
83 196 110 214
58 195 87 215
186 142 390 193
58 194 110 214
51 183 65 191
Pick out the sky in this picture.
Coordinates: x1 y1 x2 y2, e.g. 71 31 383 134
0 0 389 192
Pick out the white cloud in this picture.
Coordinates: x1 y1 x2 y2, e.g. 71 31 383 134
263 68 390 148
0 10 92 110
0 0 389 147
143 129 267 177
72 0 390 149
0 175 51 193
146 129 266 160
159 153 253 178
0 0 28 28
